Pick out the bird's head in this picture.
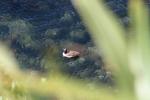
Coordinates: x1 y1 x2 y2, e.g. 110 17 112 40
63 48 68 54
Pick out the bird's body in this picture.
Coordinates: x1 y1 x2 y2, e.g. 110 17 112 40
62 48 80 58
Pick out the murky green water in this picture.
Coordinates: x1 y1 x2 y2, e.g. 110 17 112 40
0 0 128 84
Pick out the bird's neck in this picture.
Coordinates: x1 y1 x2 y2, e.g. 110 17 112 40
64 50 68 54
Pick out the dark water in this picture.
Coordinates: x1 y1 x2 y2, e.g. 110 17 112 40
0 0 128 84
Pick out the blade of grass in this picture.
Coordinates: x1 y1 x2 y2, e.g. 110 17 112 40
129 0 150 100
129 0 150 76
72 0 134 95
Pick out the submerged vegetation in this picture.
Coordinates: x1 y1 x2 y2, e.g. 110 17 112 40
0 0 150 100
0 0 119 84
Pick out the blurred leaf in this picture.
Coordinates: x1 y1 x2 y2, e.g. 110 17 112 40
71 0 134 94
0 43 20 77
129 0 150 100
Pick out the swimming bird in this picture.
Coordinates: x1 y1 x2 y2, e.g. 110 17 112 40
62 48 80 58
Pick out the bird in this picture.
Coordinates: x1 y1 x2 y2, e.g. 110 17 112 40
62 48 80 58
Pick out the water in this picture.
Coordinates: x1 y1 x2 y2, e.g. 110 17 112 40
0 0 128 84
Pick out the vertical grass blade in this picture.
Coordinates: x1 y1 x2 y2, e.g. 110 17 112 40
129 0 150 100
72 0 134 95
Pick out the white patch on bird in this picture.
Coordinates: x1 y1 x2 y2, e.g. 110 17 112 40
62 52 73 58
